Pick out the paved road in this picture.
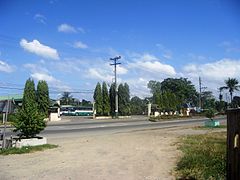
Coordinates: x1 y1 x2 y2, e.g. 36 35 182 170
2 116 226 138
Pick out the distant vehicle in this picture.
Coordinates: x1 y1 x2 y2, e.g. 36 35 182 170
60 105 93 116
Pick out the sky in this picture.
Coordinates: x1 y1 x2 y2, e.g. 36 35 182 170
0 0 240 101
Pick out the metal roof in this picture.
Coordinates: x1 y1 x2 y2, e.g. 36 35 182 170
0 94 23 101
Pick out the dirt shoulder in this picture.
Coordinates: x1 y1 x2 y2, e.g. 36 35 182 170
0 126 226 180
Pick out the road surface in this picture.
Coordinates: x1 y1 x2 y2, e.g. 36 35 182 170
2 115 226 138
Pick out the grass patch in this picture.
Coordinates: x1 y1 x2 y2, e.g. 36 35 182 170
0 144 58 155
193 125 227 130
149 115 192 122
176 132 226 180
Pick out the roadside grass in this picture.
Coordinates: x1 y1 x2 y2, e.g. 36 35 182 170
0 144 58 155
193 125 227 130
176 132 226 180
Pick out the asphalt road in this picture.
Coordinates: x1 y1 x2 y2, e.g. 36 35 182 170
2 115 226 138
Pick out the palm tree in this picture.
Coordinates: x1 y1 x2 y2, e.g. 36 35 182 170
221 78 240 103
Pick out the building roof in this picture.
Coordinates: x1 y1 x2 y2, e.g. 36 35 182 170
0 94 23 101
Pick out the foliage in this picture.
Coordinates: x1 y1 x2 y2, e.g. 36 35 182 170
147 80 162 95
12 78 46 138
221 78 240 103
161 78 198 105
0 113 16 122
130 96 145 115
60 92 74 105
81 99 92 107
232 96 240 108
36 80 50 117
109 83 116 116
154 91 178 112
148 78 198 109
215 101 227 113
102 82 110 116
176 132 226 179
118 83 131 116
0 144 58 155
205 108 215 120
93 82 103 116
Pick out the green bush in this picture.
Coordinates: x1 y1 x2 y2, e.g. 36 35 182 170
205 108 215 120
0 113 16 122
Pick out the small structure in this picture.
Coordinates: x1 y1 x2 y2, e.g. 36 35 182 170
49 100 61 121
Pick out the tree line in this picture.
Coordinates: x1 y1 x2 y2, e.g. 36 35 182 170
93 82 131 116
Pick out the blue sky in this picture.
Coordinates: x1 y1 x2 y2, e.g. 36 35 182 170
0 0 240 101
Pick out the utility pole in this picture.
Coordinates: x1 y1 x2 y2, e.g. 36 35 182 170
199 77 202 110
110 56 121 118
199 77 207 110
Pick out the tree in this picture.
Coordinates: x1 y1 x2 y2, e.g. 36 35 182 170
37 80 49 117
118 83 131 116
93 82 103 116
130 96 145 115
81 99 92 107
221 78 240 103
201 91 215 110
60 92 73 105
13 78 46 138
109 83 116 116
161 78 198 105
232 96 240 107
102 82 110 116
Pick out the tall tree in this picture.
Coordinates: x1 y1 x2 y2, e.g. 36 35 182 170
60 92 73 105
221 78 240 103
118 83 131 116
160 78 198 105
37 80 49 117
93 82 103 116
130 96 145 115
102 82 110 116
109 83 116 116
13 78 46 138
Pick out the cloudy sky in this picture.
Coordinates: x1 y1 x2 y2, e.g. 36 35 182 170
0 0 240 101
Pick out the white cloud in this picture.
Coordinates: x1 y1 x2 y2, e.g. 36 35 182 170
129 53 176 76
88 68 113 82
183 58 240 81
34 14 46 24
73 41 88 49
20 39 60 60
31 72 71 91
58 24 85 33
0 60 14 73
118 66 128 75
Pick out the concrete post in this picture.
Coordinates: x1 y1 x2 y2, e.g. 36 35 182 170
148 103 151 117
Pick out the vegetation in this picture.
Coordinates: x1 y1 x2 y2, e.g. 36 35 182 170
93 82 103 116
102 82 110 116
130 96 146 115
148 78 198 112
176 132 226 179
221 78 240 103
37 80 50 117
0 144 58 155
12 78 46 138
109 83 116 116
118 83 131 116
205 108 215 120
60 92 74 105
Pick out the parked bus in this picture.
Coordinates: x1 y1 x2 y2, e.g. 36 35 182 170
60 105 93 116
